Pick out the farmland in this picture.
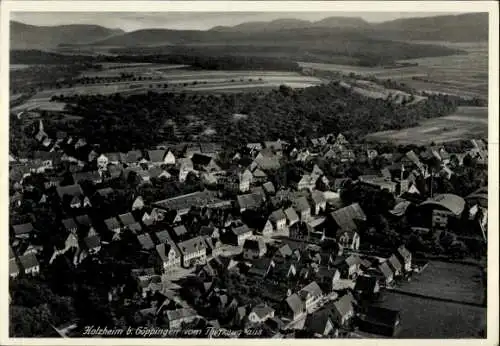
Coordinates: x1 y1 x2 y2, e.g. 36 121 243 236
374 291 486 338
397 261 484 305
365 106 488 145
300 42 488 100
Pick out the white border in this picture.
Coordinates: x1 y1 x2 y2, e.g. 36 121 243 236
1 2 498 346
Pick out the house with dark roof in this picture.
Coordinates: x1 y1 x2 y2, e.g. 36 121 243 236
387 255 403 277
56 184 88 208
176 236 207 268
237 192 265 213
191 153 221 172
9 258 20 278
84 235 101 254
298 281 324 311
304 310 335 337
354 275 380 299
262 181 276 196
284 207 300 226
204 236 224 258
293 196 311 221
357 306 401 337
269 209 287 232
378 261 394 285
337 255 363 279
18 253 40 276
73 171 102 185
282 293 305 321
104 217 121 235
248 304 275 324
297 174 318 192
62 218 78 234
243 238 267 260
248 258 275 278
12 223 35 240
310 190 327 215
156 243 181 272
396 245 412 272
315 266 341 292
165 308 199 329
224 224 253 246
137 233 155 250
331 292 356 327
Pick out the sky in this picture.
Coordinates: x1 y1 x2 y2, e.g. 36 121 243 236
10 12 459 31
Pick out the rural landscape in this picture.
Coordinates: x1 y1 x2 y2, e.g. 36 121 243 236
8 11 489 340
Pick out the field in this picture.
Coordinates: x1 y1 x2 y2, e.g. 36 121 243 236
365 106 488 145
397 261 484 305
299 42 488 100
374 291 486 338
339 80 426 104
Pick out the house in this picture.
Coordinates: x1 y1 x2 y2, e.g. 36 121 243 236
293 196 311 221
284 207 300 226
337 230 360 251
165 308 199 329
315 266 341 292
137 233 155 250
378 261 394 285
248 258 275 278
248 304 275 324
330 292 356 327
12 223 35 240
97 154 109 168
357 306 401 337
303 311 335 337
18 253 40 276
73 171 103 185
252 156 281 171
148 149 171 166
330 203 366 233
251 168 268 183
239 169 253 192
243 238 267 260
204 236 224 258
191 153 221 172
262 181 276 196
9 258 20 278
199 142 222 158
62 218 78 234
282 293 305 321
104 217 121 235
297 174 318 191
56 184 88 208
123 150 143 166
104 152 123 165
156 243 181 273
225 225 253 246
171 225 188 241
84 235 101 254
119 213 138 231
132 196 145 211
237 192 264 213
298 281 323 311
310 190 327 215
338 255 363 279
387 255 403 277
396 245 412 272
177 158 194 182
259 219 274 236
263 141 283 156
176 236 207 268
354 275 380 298
419 193 466 229
269 209 287 232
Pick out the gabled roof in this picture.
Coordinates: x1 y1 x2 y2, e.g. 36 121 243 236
62 218 77 231
269 209 287 223
18 253 39 270
330 203 366 231
104 217 121 231
310 190 326 205
155 230 173 244
275 244 293 258
124 150 143 163
390 200 412 217
119 213 136 227
379 261 393 279
191 153 214 167
420 193 465 216
243 238 266 251
237 192 264 210
137 233 155 250
12 223 34 236
332 292 356 318
285 293 305 315
284 207 300 224
148 149 166 163
156 242 180 261
231 224 252 236
251 304 275 319
84 235 101 250
177 236 207 255
173 225 188 237
10 258 19 275
56 184 84 199
263 181 276 194
388 255 403 272
299 281 323 298
75 214 92 227
344 255 363 267
304 310 333 335
293 196 310 212
397 245 412 261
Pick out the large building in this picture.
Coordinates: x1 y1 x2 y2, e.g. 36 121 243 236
419 194 466 229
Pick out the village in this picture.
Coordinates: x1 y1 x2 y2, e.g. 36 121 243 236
9 118 488 338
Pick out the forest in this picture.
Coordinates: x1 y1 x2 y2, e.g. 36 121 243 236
42 82 459 153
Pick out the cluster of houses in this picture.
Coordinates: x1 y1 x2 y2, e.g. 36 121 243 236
8 119 488 338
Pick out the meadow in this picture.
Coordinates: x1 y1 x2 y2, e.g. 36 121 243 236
365 106 487 145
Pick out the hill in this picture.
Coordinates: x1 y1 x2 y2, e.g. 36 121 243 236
373 13 488 42
10 21 124 50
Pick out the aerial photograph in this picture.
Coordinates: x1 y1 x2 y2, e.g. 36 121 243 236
7 9 489 339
